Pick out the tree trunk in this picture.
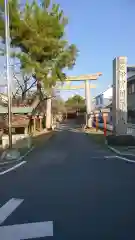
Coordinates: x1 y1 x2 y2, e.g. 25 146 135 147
46 97 52 130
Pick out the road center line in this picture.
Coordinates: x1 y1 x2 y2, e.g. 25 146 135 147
0 221 53 239
0 198 24 225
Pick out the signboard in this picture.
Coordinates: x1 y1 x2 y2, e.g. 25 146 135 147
112 57 127 134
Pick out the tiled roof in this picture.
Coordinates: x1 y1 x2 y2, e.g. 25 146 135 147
0 115 29 128
127 66 135 72
127 74 135 82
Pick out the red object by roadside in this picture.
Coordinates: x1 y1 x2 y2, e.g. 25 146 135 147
96 117 98 132
103 116 107 136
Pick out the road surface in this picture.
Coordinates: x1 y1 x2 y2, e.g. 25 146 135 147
0 121 135 239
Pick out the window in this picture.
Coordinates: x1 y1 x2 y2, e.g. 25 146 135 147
128 85 132 94
132 83 135 93
100 95 103 105
12 128 15 133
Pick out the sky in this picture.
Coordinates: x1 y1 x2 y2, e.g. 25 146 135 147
1 0 135 100
57 0 135 100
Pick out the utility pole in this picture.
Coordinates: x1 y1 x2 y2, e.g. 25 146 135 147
5 0 12 148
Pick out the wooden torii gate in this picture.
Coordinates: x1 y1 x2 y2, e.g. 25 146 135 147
55 72 102 128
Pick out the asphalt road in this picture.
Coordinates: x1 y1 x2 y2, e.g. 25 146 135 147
0 121 135 239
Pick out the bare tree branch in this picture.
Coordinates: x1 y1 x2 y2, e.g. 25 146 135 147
12 73 37 99
33 95 56 115
13 73 23 92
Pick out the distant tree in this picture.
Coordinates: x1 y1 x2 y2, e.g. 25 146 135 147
66 94 85 106
52 96 66 114
0 0 78 97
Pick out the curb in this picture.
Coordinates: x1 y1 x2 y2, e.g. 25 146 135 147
0 146 35 166
0 131 56 175
0 130 56 166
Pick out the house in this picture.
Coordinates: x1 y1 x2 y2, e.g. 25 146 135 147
92 66 135 123
0 93 47 135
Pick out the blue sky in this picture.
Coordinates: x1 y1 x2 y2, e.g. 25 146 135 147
58 0 135 99
1 0 135 99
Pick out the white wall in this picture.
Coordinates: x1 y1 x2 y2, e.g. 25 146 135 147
103 87 112 98
92 87 112 109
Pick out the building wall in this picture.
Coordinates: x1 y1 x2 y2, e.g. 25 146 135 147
92 66 135 123
93 69 135 110
127 79 135 110
92 87 112 109
127 71 135 79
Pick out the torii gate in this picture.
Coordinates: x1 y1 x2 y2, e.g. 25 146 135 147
56 73 102 128
46 72 102 129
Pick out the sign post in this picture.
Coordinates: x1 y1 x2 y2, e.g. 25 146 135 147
112 56 127 135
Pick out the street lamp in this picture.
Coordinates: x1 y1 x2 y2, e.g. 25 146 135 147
4 0 12 148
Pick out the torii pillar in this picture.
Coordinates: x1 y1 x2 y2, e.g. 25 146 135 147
85 80 92 127
84 73 102 128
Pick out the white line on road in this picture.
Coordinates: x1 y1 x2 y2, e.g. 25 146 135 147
18 146 34 161
108 146 135 157
116 155 135 163
0 221 53 239
0 146 34 176
91 156 117 159
0 198 24 225
0 161 26 176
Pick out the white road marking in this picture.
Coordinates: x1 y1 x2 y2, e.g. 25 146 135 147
108 146 135 157
108 146 120 155
0 198 53 239
116 155 135 163
0 146 34 176
18 146 34 161
0 161 26 176
91 155 117 159
104 155 135 163
104 156 117 159
0 198 23 225
0 221 53 239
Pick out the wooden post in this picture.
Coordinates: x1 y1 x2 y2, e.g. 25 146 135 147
33 117 36 134
35 115 38 131
95 115 98 132
101 109 110 136
39 116 43 132
24 127 28 135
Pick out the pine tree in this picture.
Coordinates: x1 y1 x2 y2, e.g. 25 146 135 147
0 0 78 92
